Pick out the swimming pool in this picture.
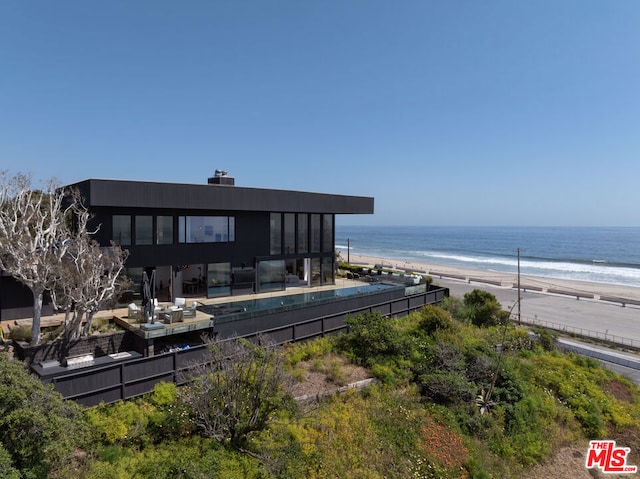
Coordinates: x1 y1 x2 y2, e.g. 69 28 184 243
199 282 402 322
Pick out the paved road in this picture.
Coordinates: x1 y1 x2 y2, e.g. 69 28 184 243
436 277 640 348
434 277 640 383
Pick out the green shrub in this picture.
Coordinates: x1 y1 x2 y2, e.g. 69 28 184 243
439 296 464 320
525 352 639 437
462 347 495 385
419 305 454 336
97 444 128 464
8 325 31 342
0 354 89 478
462 290 503 327
44 325 65 342
178 337 295 449
419 370 476 405
502 327 534 352
491 362 525 406
326 359 348 386
0 442 20 479
338 262 364 273
284 336 335 366
338 312 407 366
148 382 178 407
459 409 498 439
310 358 324 373
91 316 110 331
534 328 557 351
497 395 556 465
84 437 263 479
86 399 155 446
370 362 401 385
291 367 305 382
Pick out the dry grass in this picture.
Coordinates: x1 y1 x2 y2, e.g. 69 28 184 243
289 353 371 400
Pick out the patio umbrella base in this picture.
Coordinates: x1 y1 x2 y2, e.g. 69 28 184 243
141 322 165 331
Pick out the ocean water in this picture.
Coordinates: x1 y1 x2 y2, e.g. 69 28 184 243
335 226 640 288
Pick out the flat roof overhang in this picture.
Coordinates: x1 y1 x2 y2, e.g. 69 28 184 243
66 179 374 214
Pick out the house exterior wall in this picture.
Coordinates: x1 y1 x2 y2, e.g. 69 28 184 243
66 178 374 298
0 275 53 321
0 177 374 320
87 206 271 269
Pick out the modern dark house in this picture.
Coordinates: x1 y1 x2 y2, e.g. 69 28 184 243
0 172 374 320
6 173 452 406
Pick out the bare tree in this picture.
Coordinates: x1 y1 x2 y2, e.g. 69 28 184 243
42 192 130 340
66 239 129 339
52 238 129 340
179 336 296 453
0 173 77 345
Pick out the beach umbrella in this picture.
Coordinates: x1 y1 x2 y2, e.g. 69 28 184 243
141 271 157 323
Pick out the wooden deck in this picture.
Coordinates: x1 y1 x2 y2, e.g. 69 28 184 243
113 307 216 339
1 278 361 339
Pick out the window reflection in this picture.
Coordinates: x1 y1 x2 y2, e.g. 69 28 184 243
207 262 231 298
258 260 285 293
112 215 131 246
178 216 235 244
270 213 282 254
156 216 173 245
135 216 153 245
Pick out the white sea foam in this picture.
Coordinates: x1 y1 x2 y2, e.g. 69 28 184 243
413 251 640 287
336 225 640 288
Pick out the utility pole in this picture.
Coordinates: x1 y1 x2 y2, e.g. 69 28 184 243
516 248 521 324
347 238 350 264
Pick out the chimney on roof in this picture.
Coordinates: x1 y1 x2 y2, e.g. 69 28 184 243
208 169 235 186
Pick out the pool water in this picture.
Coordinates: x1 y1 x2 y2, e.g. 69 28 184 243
199 282 401 319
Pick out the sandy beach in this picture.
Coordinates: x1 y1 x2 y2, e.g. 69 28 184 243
342 252 640 304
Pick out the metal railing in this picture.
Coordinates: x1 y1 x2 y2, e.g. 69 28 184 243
516 313 640 350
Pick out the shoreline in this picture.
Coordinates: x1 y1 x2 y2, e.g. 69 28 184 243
342 252 640 304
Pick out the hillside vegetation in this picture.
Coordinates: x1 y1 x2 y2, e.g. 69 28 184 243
1 289 640 478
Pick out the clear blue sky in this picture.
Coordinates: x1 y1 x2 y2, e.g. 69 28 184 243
2 1 639 227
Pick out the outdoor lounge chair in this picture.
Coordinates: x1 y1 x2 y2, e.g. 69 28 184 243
183 301 198 318
128 303 143 322
153 298 162 313
162 305 183 324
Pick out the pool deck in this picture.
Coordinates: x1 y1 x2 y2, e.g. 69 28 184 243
1 278 363 339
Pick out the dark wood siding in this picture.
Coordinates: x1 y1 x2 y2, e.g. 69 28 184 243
69 179 374 214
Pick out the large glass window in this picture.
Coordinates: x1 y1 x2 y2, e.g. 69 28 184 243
207 262 231 298
178 216 235 243
124 267 143 300
322 256 334 284
310 257 321 286
284 213 295 254
270 213 282 254
135 216 153 245
179 216 186 243
228 217 235 241
322 214 333 253
112 215 131 245
258 259 285 293
156 216 173 245
310 214 321 253
297 213 308 253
